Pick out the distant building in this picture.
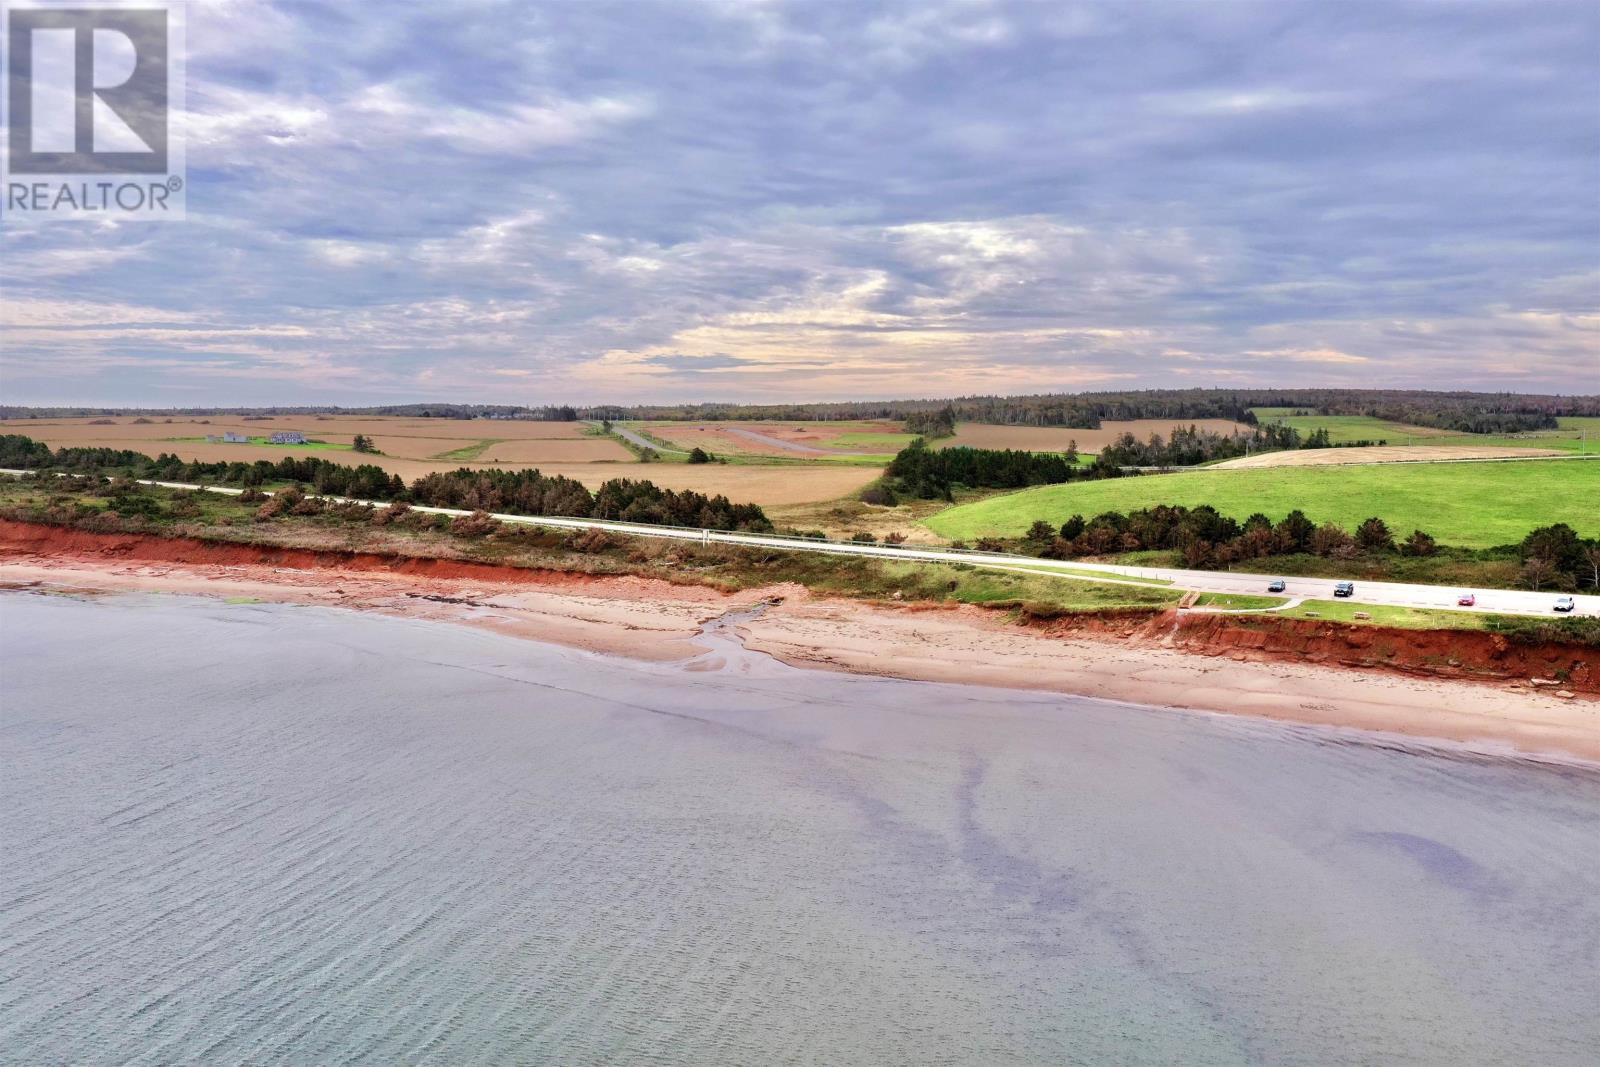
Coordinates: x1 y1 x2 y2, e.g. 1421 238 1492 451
223 431 248 443
270 431 307 444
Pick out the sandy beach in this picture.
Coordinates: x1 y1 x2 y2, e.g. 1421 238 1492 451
2 540 1594 764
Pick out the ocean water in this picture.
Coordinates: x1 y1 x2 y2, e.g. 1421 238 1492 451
1 592 1597 1066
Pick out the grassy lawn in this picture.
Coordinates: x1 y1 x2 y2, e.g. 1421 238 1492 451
1288 599 1489 630
429 439 502 461
923 457 1598 548
970 562 1173 587
870 560 1180 612
1193 592 1287 610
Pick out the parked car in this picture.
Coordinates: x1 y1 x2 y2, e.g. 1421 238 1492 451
1267 579 1287 593
1457 593 1476 607
1554 596 1576 613
1333 581 1355 598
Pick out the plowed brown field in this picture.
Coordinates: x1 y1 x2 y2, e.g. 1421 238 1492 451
643 420 905 456
0 415 877 505
481 438 633 463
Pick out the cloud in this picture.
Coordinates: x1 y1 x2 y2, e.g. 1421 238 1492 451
2 0 1596 404
639 353 768 372
1243 347 1370 365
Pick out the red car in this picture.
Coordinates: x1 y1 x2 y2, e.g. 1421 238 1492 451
1457 593 1476 607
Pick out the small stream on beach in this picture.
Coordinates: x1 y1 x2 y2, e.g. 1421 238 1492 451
2 590 1598 1065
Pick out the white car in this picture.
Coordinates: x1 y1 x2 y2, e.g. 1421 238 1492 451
1554 596 1576 613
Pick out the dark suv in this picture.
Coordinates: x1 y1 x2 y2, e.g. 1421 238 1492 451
1333 582 1355 598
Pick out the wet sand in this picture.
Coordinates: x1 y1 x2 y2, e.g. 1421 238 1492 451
1 551 1595 763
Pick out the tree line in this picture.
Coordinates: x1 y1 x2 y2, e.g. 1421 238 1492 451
0 435 771 532
878 422 1308 501
882 439 1091 500
1517 524 1600 592
904 405 956 438
1098 423 1300 466
5 389 1594 429
985 504 1599 590
1015 506 1440 569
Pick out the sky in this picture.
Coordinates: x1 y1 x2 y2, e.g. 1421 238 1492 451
2 0 1597 406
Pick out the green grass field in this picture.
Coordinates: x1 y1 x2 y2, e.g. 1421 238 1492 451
170 435 354 452
1455 417 1600 454
1253 412 1445 445
1252 411 1600 452
616 424 894 466
429 439 501 461
923 458 1598 548
820 430 919 451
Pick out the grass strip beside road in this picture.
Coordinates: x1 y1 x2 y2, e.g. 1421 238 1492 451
1289 600 1489 630
1192 593 1288 610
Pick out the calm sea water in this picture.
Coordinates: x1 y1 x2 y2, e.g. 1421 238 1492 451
1 592 1597 1066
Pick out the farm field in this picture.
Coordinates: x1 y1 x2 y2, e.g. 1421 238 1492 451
0 414 604 457
1250 412 1447 445
923 457 1599 548
1460 416 1600 453
635 416 1257 459
479 438 633 463
939 419 1252 453
0 415 879 506
637 420 909 458
819 430 920 451
1214 445 1566 468
1252 411 1599 453
166 434 356 453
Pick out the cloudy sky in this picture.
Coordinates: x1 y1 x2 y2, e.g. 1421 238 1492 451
2 0 1596 405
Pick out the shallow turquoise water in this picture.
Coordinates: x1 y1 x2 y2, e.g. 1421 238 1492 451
1 592 1597 1065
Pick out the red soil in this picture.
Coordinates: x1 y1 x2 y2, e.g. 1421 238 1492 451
2 519 1593 694
1038 610 1596 693
0 519 612 589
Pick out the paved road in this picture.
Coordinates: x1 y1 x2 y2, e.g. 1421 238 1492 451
594 423 689 455
7 470 1590 620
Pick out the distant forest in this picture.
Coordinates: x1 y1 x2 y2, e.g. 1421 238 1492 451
4 389 1597 431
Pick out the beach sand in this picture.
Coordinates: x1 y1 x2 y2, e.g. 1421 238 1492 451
2 550 1594 763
